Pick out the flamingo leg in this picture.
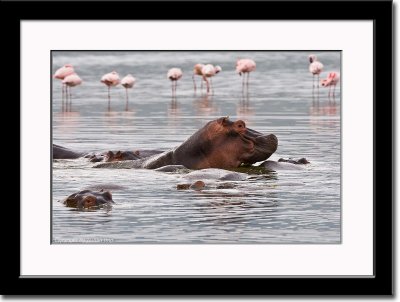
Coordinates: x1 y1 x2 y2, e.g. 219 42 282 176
107 86 111 111
61 84 65 112
62 84 65 103
125 89 129 111
69 87 72 111
210 77 213 95
192 75 197 92
65 86 69 111
247 72 250 87
64 86 67 111
201 78 203 91
317 74 320 90
203 77 210 94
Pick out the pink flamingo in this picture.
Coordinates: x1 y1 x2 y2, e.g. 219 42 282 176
236 59 256 88
308 54 324 88
53 64 75 102
321 72 340 97
101 71 120 103
62 73 82 111
192 63 205 92
167 68 183 96
201 64 222 94
121 74 136 106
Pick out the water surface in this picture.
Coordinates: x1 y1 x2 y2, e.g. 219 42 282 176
52 51 341 244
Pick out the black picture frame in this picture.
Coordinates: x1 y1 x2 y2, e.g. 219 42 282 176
4 0 393 296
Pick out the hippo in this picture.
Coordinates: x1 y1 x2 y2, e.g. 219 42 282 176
278 158 310 165
53 144 163 163
60 189 115 209
93 117 278 170
260 157 310 171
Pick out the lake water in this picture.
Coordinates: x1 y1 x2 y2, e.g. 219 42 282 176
52 51 341 244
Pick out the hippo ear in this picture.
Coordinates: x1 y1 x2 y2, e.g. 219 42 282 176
218 116 230 126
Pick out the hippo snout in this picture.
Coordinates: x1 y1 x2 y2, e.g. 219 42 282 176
257 134 277 149
242 133 278 164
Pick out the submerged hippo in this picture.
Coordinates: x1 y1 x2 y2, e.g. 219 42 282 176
60 189 115 209
92 117 278 170
260 157 310 171
53 144 162 162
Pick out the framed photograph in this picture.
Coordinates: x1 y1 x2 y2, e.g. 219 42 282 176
8 0 393 295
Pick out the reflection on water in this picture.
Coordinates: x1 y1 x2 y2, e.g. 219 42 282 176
52 51 341 244
193 94 219 116
237 90 255 119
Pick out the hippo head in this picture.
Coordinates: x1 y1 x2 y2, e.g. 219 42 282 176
105 150 140 162
61 189 115 209
175 117 278 169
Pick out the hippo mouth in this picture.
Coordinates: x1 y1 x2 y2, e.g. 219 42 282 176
240 129 278 165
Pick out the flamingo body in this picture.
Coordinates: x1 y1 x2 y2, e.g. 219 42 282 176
101 71 120 87
62 73 82 87
54 64 74 79
236 59 256 75
308 54 324 75
167 68 183 81
121 74 136 88
321 72 340 96
193 64 204 76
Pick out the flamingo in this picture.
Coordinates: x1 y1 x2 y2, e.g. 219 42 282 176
121 74 136 107
236 59 256 88
308 54 324 88
53 64 75 102
321 72 340 97
62 73 82 111
201 64 222 94
167 68 183 97
192 63 205 92
101 71 120 103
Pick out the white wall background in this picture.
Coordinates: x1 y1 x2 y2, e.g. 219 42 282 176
7 0 397 300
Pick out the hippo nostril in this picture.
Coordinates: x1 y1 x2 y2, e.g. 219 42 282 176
236 120 246 129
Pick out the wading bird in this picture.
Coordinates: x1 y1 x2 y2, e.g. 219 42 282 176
53 64 75 102
121 74 136 105
308 54 324 89
167 68 183 97
236 59 256 88
201 64 222 94
320 72 340 97
101 71 121 103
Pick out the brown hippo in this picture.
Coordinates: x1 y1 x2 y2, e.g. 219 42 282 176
92 117 278 170
53 144 162 162
60 189 115 209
